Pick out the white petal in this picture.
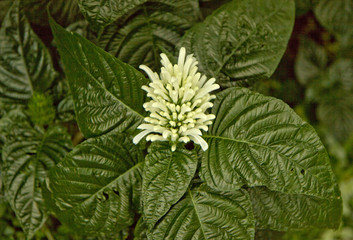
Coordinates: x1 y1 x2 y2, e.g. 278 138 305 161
133 130 153 144
178 47 186 69
140 65 159 82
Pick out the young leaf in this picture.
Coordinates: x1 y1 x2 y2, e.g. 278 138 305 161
78 0 148 29
249 187 342 230
0 0 57 104
143 143 198 229
178 0 295 84
44 133 144 233
49 16 147 138
98 0 200 71
1 110 72 239
202 87 340 200
150 185 255 240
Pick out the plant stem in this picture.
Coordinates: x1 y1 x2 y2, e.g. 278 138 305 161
42 223 55 240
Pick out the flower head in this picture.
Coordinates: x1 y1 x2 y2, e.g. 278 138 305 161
133 47 220 151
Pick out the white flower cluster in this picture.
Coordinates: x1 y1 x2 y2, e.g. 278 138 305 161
133 47 220 151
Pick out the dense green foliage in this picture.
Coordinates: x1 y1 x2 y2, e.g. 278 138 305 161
0 0 352 239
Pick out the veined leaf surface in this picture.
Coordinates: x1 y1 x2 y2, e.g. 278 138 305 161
151 185 255 240
45 133 144 233
1 110 72 238
143 143 198 229
98 0 200 71
179 0 295 84
0 0 57 104
49 16 147 138
249 187 342 230
202 87 340 200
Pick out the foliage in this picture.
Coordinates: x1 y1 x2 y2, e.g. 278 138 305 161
0 0 352 239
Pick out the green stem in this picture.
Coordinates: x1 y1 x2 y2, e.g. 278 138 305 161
42 223 55 240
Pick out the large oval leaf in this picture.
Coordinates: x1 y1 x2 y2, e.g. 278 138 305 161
49 16 147 138
150 184 255 240
179 0 295 84
0 0 57 104
249 187 342 231
45 133 144 233
202 87 340 200
98 0 200 71
78 0 147 30
1 110 72 238
143 143 198 229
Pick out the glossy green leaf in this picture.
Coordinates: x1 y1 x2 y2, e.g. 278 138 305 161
150 184 255 240
1 111 72 238
249 187 342 230
98 0 200 71
44 133 144 233
202 87 340 200
295 38 327 85
143 143 198 229
179 0 295 84
314 0 353 44
0 0 57 104
49 16 147 138
78 0 148 29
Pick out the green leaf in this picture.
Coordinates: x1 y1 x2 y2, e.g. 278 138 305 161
179 0 295 85
23 0 82 27
314 0 353 45
57 94 75 122
295 38 327 85
44 133 144 233
317 92 353 144
311 59 353 143
143 143 198 229
98 0 200 71
78 0 148 29
0 0 57 104
49 16 147 138
249 187 342 230
1 111 72 238
0 0 11 25
150 184 255 240
134 217 147 240
202 87 340 200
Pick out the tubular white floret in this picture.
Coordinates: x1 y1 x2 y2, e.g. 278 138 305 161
133 47 220 151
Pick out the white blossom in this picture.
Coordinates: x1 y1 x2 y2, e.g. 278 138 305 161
133 47 220 151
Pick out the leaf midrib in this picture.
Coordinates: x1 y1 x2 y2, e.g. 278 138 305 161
15 3 34 95
68 161 144 209
188 189 207 239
